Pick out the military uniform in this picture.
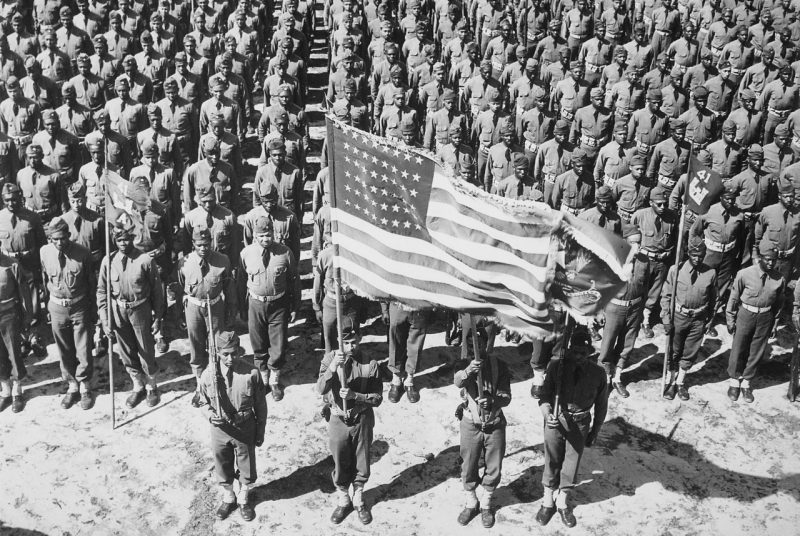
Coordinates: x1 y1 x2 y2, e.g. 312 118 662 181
313 243 359 354
549 152 595 215
40 218 96 409
534 128 574 203
183 155 237 212
384 301 430 404
253 157 303 224
16 152 63 223
183 196 239 262
483 137 522 193
0 247 33 413
753 195 800 281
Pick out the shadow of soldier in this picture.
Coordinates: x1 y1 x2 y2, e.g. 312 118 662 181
573 417 800 507
249 439 390 506
0 524 49 536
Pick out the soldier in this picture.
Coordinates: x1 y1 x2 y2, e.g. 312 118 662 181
690 187 745 335
753 181 798 284
519 89 555 162
678 86 716 149
40 217 96 410
628 89 669 157
239 217 300 401
537 329 607 529
729 144 775 264
378 87 418 141
178 228 237 407
16 144 62 224
706 120 744 180
253 138 303 221
313 231 359 353
183 138 237 212
647 117 690 192
86 109 134 179
570 87 613 162
472 90 511 184
0 76 41 164
130 140 179 223
454 350 511 529
316 318 383 525
97 220 165 409
105 76 146 149
168 52 205 109
594 122 632 188
661 237 717 400
534 120 574 203
158 78 197 166
183 185 239 263
137 104 182 178
0 233 33 414
21 57 60 112
31 109 82 187
758 65 799 145
200 77 241 143
437 123 477 184
243 184 301 265
383 299 430 404
661 65 690 119
552 61 591 125
763 124 795 179
492 154 543 202
56 83 94 144
549 149 595 215
483 123 521 193
725 241 785 403
199 330 267 522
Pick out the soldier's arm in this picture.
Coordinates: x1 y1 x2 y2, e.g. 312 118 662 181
753 213 766 247
312 256 324 311
660 265 676 324
12 262 33 328
537 358 558 418
287 248 301 314
97 256 109 331
148 258 166 319
590 371 608 435
726 271 743 327
316 351 338 395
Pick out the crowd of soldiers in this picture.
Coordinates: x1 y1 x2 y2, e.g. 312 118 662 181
0 0 798 530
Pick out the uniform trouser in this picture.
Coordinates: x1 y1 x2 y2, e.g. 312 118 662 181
459 313 498 361
459 415 506 492
651 34 670 69
566 36 582 60
728 309 775 381
529 336 562 372
643 257 669 316
542 411 590 490
49 300 94 385
477 150 489 191
211 421 257 486
704 250 739 312
388 304 429 377
763 113 785 145
669 311 707 372
584 70 601 87
185 300 225 377
0 308 25 382
599 301 644 375
322 296 359 354
742 217 756 266
249 294 289 373
112 301 158 379
329 409 374 490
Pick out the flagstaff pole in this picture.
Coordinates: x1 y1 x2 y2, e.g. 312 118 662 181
553 314 574 421
467 314 485 421
104 142 116 429
662 204 687 396
325 117 348 413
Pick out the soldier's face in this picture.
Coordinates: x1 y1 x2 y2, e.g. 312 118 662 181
263 195 278 212
185 41 197 55
166 86 177 101
688 250 703 267
3 193 20 212
255 231 274 248
780 71 792 85
393 92 406 106
723 132 734 144
152 19 163 33
514 165 527 180
111 18 120 31
444 98 454 110
501 132 513 144
212 123 226 137
8 86 21 100
573 162 585 174
279 93 291 106
270 148 285 167
342 338 359 355
402 132 415 145
651 199 666 215
720 194 735 211
450 131 462 145
143 154 157 167
614 130 626 144
219 347 236 367
648 99 662 113
489 100 500 112
672 127 686 142
780 192 796 209
387 50 397 63
591 94 603 107
211 87 223 99
118 85 130 100
597 198 612 214
194 239 211 259
199 195 216 211
90 149 103 164
759 256 776 272
69 195 85 212
776 135 790 148
28 152 43 167
115 234 134 253
749 154 763 170
206 149 220 165
554 132 565 144
49 230 70 251
275 121 289 135
630 164 645 179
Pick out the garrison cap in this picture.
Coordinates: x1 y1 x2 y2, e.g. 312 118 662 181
571 148 588 163
596 185 613 201
197 185 216 200
650 186 668 202
688 235 706 254
647 88 662 101
774 124 790 137
26 144 43 156
630 154 647 167
192 227 212 243
669 117 686 129
513 153 528 168
253 217 272 234
216 331 240 351
554 119 570 134
267 138 285 151
748 144 764 156
68 182 86 198
722 120 736 134
590 87 603 99
693 86 709 99
340 316 359 341
203 136 221 153
48 217 69 236
758 239 778 259
141 139 158 157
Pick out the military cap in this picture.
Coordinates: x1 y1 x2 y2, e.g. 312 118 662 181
630 154 647 167
259 182 279 199
164 78 179 90
466 42 479 52
571 148 588 163
614 47 628 58
340 316 360 342
554 119 570 135
59 5 72 16
456 19 468 30
5 76 19 90
150 12 162 22
210 112 226 126
480 59 492 70
197 185 216 200
122 54 136 66
647 88 663 101
26 144 43 156
568 327 593 352
173 51 186 63
87 139 104 152
449 122 463 134
415 20 427 32
693 86 709 99
650 185 668 202
183 34 196 43
42 109 59 122
525 58 538 71
758 239 778 259
11 12 22 21
267 138 286 151
112 219 135 238
688 235 706 254
203 137 221 153
94 34 107 44
548 19 561 29
740 88 756 100
669 65 683 77
779 179 795 195
219 52 233 66
216 331 240 351
718 60 732 69
596 185 613 201
147 103 162 117
614 120 628 133
140 30 153 43
1 183 21 196
48 217 70 236
669 117 686 129
779 63 793 75
423 43 435 55
721 184 738 198
192 227 212 243
696 149 712 167
253 217 272 234
61 83 76 96
332 101 350 119
68 182 87 198
501 122 515 136
109 10 121 21
282 11 294 22
211 76 229 91
389 64 403 76
748 143 764 156
513 153 528 168
433 62 445 73
385 41 399 53
530 85 546 100
442 88 456 101
590 87 603 99
774 124 791 137
141 139 158 157
569 60 583 70
722 120 736 134
114 75 130 89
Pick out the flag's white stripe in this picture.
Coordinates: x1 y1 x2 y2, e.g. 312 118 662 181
428 200 551 255
336 256 547 325
432 170 556 225
335 234 548 318
332 208 549 286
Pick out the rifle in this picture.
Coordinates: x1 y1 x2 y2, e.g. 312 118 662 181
207 299 224 422
552 315 575 421
789 332 799 403
466 314 486 422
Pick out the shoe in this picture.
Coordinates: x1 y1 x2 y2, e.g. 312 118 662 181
61 392 80 409
536 505 557 526
530 384 542 399
11 395 25 413
80 391 95 410
677 384 690 401
612 381 630 398
707 326 718 337
240 501 255 521
406 384 420 404
741 387 754 403
457 506 479 525
215 500 237 520
191 391 202 408
271 383 284 401
155 337 169 354
126 390 146 408
481 508 495 528
662 383 677 400
642 325 654 339
330 504 353 524
558 507 577 528
146 389 160 407
0 396 10 412
388 383 404 403
727 386 740 402
355 505 372 525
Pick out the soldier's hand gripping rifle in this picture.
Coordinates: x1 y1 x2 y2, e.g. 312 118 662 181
207 299 226 424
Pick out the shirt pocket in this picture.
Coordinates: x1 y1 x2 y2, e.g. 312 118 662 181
64 267 81 290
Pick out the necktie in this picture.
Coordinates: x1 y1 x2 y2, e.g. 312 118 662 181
215 101 222 110
74 214 82 232
599 214 606 227
49 137 55 150
58 251 66 270
120 254 128 271
149 167 156 185
96 165 102 178
152 131 158 144
199 257 209 275
121 100 126 112
32 82 40 98
206 210 214 229
262 247 270 267
9 213 15 227
210 168 218 183
83 79 88 91
12 104 18 115
31 170 38 184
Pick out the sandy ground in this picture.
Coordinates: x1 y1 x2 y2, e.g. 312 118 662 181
2 7 800 536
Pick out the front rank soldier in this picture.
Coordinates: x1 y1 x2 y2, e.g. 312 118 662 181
40 217 96 410
661 237 717 401
317 318 383 525
725 241 786 403
199 331 268 523
754 181 799 284
178 228 237 407
0 238 33 414
239 217 300 401
98 220 165 409
454 351 511 528
537 329 607 529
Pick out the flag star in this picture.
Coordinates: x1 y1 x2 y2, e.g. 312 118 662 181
391 166 398 174
393 148 401 157
363 150 371 159
403 152 412 161
360 164 367 173
412 174 420 182
392 219 400 227
343 143 350 151
345 155 351 163
401 170 409 179
403 206 410 214
380 202 388 210
345 170 351 178
381 160 389 168
370 185 378 193
391 177 398 186
370 199 377 206
371 155 379 164
361 135 370 144
380 174 389 182
371 138 379 148
392 205 400 212
355 204 361 211
345 199 351 206
400 184 407 192
362 207 370 215
370 170 378 178
415 224 422 230
403 221 411 228
381 189 389 196
409 189 418 197
344 184 352 191
371 213 378 221
414 156 423 164
381 217 388 225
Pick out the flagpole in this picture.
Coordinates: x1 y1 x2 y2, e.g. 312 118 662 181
662 204 687 396
325 117 348 414
466 314 485 421
104 141 116 429
553 314 574 421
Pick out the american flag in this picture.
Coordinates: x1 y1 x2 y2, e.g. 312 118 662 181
327 118 630 338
